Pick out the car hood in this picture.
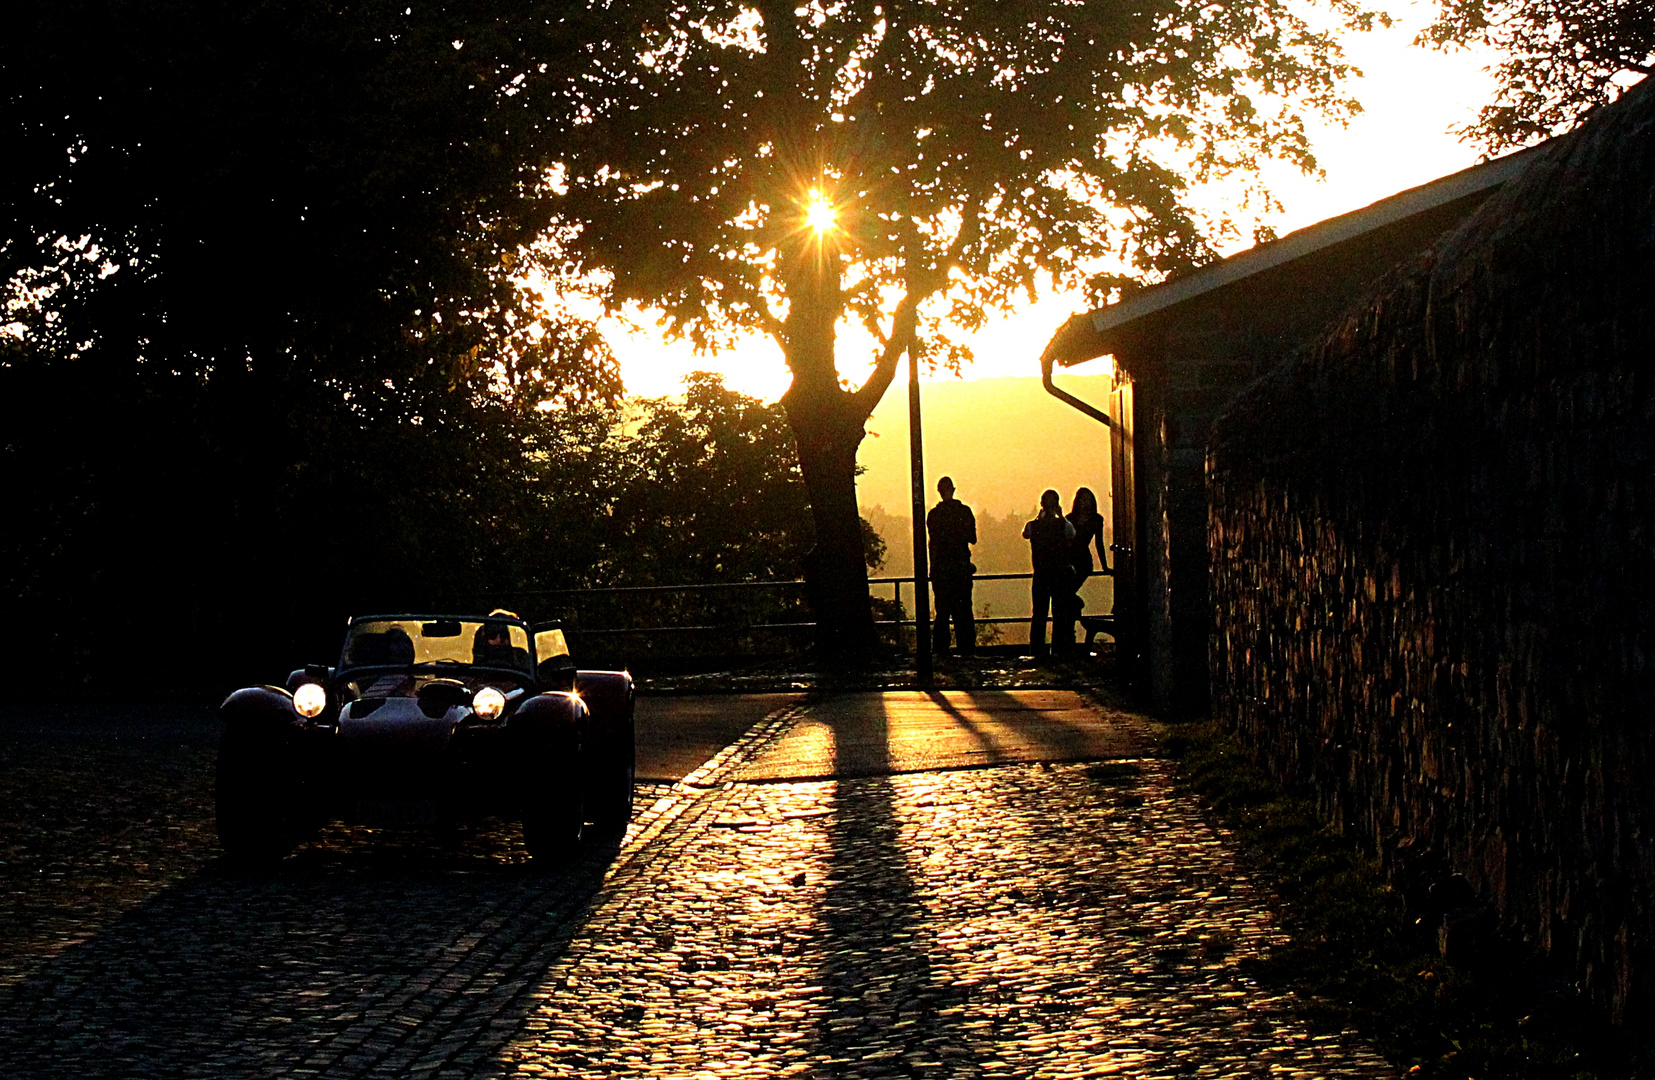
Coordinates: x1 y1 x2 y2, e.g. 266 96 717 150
338 696 466 753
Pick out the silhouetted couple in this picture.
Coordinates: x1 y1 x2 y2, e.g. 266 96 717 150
1024 487 1105 656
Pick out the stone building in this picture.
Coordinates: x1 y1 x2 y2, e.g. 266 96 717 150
1205 78 1655 1023
1038 148 1536 714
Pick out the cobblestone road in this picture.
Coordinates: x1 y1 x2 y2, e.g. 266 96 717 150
0 695 1397 1079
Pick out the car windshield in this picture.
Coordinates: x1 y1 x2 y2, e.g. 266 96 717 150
341 618 533 673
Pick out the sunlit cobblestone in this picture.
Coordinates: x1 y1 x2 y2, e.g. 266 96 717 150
496 763 1395 1079
0 698 1396 1079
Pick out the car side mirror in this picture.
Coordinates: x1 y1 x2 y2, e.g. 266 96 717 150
536 656 576 691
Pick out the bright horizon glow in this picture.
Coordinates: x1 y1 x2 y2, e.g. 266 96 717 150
605 1 1507 402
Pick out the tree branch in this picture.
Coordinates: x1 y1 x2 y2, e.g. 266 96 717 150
835 186 987 421
858 307 890 348
848 288 920 421
752 0 804 93
715 274 787 340
945 194 984 268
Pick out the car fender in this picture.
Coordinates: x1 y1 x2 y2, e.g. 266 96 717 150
217 686 324 836
218 686 330 781
509 691 588 751
221 686 306 734
575 670 635 733
575 671 636 830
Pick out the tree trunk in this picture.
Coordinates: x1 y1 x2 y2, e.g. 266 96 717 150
774 238 915 664
779 291 880 661
783 382 876 660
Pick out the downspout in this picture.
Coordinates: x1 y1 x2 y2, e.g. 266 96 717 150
1039 337 1113 427
1040 325 1132 692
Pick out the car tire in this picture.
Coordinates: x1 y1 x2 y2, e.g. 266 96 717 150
522 786 584 862
587 751 635 835
215 735 295 865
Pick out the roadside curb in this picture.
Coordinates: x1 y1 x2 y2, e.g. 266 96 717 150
601 700 815 884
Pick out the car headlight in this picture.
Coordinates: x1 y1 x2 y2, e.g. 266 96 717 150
294 682 327 718
472 686 506 720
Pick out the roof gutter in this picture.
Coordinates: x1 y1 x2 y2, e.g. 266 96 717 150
1040 337 1112 427
1037 144 1541 377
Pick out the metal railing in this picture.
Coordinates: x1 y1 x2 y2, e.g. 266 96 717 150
480 570 1113 639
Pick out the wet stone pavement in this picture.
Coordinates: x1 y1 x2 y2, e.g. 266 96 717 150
0 697 1397 1079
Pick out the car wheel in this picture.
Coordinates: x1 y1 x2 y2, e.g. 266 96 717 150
215 735 295 865
522 785 584 862
588 751 635 835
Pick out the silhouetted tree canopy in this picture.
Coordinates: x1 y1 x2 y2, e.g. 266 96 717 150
3 0 1382 679
581 371 884 586
548 0 1377 654
1 0 621 681
3 0 610 401
522 374 887 659
607 373 815 585
1423 0 1653 149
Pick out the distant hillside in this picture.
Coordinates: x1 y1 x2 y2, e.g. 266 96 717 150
857 372 1115 539
857 374 1119 627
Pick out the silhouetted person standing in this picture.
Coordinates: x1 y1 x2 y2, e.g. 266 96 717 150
927 476 977 656
1059 486 1108 651
1023 488 1075 656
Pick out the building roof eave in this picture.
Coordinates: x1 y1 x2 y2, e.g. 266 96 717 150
1043 144 1543 369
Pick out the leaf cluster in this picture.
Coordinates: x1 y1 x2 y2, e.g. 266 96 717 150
597 371 818 585
1422 0 1654 150
553 0 1377 375
2 0 621 412
0 0 624 682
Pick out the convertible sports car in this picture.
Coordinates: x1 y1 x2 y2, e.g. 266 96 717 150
215 612 635 863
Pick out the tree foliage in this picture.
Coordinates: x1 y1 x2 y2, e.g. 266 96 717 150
588 371 886 586
0 0 622 682
606 372 817 585
526 373 887 662
550 0 1377 652
1423 0 1653 150
561 0 1376 333
3 0 609 399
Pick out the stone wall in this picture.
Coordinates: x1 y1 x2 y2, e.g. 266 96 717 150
1105 160 1516 715
1207 80 1655 1022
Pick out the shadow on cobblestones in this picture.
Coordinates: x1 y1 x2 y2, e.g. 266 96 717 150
920 690 1010 761
930 688 1107 763
0 704 220 986
0 828 623 1080
812 698 978 1075
0 693 1414 1079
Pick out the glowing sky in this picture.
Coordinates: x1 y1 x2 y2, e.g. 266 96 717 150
604 1 1501 403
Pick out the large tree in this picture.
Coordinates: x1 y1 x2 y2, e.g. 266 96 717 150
1422 0 1653 150
0 2 638 681
1 0 618 675
551 0 1375 658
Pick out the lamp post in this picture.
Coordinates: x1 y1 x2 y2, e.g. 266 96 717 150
908 345 931 685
